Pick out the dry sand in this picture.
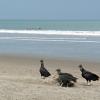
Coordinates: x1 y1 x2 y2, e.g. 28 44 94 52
0 54 100 100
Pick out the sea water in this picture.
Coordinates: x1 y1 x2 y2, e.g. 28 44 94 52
0 20 100 61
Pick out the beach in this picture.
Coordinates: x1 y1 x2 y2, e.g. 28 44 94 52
0 20 100 100
0 54 99 100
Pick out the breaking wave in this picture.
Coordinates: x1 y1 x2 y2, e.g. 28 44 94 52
0 29 100 36
0 36 100 43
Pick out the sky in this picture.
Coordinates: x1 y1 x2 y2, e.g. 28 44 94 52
0 0 100 20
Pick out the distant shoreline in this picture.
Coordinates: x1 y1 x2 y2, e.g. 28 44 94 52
0 53 100 64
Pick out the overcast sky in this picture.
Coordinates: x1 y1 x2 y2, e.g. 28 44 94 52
0 0 100 20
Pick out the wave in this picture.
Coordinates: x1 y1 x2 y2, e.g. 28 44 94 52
0 36 100 43
0 29 100 36
0 36 87 40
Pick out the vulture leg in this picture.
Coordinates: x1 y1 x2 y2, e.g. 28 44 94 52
41 76 45 79
89 80 92 85
87 80 88 85
87 80 91 86
61 82 63 87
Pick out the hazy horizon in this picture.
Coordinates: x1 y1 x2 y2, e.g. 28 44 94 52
0 0 100 20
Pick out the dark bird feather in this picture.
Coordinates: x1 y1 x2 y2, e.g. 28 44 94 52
56 69 77 87
39 60 51 78
79 64 99 84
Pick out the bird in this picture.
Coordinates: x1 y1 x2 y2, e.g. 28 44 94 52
79 64 99 85
56 69 77 87
39 60 51 78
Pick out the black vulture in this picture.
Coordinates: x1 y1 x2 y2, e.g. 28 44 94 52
56 69 77 87
79 64 99 85
39 60 51 78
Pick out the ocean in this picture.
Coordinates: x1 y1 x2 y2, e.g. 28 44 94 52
0 20 100 61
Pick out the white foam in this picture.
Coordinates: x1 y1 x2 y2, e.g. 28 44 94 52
0 37 87 40
0 29 100 36
0 36 99 43
15 39 100 43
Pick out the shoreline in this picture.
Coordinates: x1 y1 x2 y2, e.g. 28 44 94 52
0 54 100 76
0 53 100 63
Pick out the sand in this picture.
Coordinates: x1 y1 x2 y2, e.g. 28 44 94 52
0 54 100 100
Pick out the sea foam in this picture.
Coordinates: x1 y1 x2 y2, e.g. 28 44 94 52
0 29 100 36
0 36 100 43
